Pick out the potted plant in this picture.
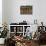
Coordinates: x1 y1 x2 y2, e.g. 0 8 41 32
0 23 9 44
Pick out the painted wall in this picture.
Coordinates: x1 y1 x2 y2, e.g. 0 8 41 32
2 0 8 24
2 0 46 26
9 0 39 25
0 0 2 27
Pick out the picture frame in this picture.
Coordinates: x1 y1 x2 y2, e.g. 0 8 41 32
20 6 32 15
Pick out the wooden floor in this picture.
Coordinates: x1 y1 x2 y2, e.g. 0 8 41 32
31 40 46 46
0 44 4 46
40 45 46 46
0 44 46 46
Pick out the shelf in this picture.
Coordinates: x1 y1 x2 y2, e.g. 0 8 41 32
10 32 23 34
16 32 23 33
9 25 31 36
10 32 15 33
9 23 37 26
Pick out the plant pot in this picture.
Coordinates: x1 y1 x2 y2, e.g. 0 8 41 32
0 38 5 44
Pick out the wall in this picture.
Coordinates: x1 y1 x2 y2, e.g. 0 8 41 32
2 0 8 24
0 0 2 27
11 0 39 24
39 0 46 26
2 0 46 26
2 0 39 24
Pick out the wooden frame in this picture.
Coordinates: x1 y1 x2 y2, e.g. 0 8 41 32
20 6 32 15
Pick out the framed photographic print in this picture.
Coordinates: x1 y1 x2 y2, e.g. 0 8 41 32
20 6 32 15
